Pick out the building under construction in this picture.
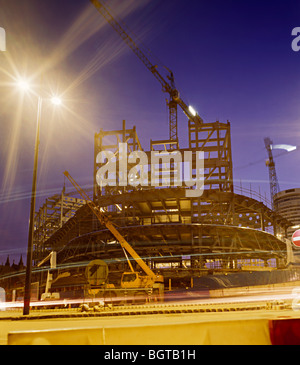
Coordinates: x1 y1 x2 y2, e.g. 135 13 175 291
1 0 297 300
28 118 294 296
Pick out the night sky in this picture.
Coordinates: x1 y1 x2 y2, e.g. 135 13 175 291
0 0 300 263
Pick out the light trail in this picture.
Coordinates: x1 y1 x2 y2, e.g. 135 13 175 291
1 284 299 313
165 285 300 307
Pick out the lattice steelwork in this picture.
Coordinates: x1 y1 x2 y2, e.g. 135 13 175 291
188 120 233 192
33 119 292 280
33 189 85 263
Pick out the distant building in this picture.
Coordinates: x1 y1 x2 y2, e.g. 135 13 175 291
274 188 300 239
0 255 25 276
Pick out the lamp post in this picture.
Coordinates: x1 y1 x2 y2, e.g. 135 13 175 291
17 79 62 315
23 95 42 315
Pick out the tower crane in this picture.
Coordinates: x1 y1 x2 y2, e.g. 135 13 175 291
90 0 203 148
264 137 280 209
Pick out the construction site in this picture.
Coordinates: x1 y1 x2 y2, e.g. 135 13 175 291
31 119 293 288
1 0 299 307
3 0 300 346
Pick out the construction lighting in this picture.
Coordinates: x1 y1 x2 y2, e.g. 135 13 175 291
188 105 197 117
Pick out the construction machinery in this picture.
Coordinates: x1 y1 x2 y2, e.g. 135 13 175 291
37 251 59 301
63 171 164 301
89 0 203 148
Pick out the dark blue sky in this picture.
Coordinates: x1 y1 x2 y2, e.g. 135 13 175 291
0 0 300 262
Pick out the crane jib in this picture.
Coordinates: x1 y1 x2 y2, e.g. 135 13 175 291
89 0 203 138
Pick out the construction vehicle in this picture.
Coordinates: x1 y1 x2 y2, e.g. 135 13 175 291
63 171 164 302
37 251 60 301
89 0 203 149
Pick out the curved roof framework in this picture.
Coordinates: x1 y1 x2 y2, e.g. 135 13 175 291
57 223 287 265
33 187 291 272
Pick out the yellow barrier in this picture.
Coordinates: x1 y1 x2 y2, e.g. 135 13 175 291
7 318 271 345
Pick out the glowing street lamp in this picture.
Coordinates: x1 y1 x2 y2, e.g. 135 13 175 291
16 78 62 315
16 78 31 92
51 96 62 106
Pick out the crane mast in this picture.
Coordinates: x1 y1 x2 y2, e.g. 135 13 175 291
90 0 203 147
264 137 280 209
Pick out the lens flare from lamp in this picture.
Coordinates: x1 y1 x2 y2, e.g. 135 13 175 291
16 78 31 91
51 96 62 105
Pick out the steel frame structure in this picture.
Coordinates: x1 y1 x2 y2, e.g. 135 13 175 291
93 119 233 196
33 190 85 263
33 120 292 280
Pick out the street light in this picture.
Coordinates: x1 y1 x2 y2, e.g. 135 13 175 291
16 78 62 315
16 78 31 92
51 96 62 106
